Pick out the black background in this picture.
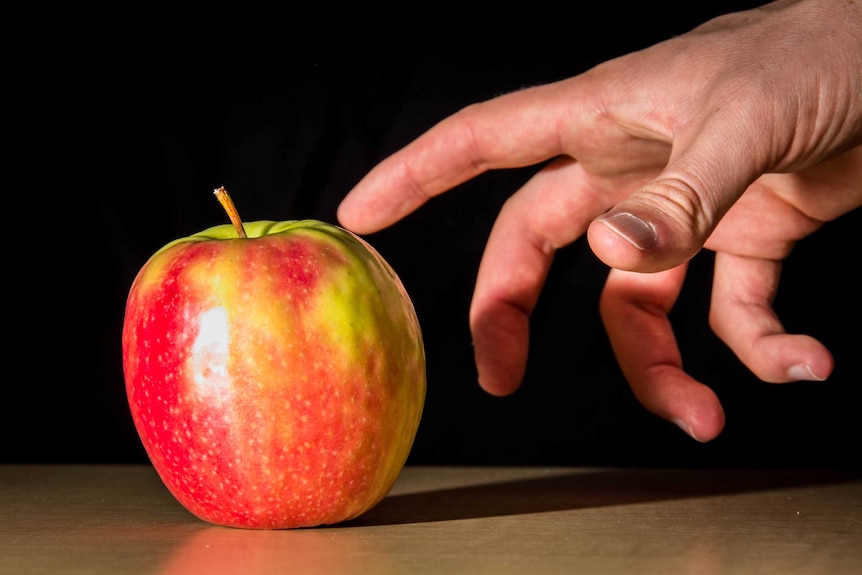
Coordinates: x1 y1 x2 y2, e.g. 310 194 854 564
6 2 859 470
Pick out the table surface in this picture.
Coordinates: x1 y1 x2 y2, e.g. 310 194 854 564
1 465 860 574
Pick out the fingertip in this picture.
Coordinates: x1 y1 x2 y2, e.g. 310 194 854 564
784 337 834 382
588 198 709 274
334 201 352 230
588 211 672 272
472 331 527 397
470 304 530 398
335 192 370 234
477 373 522 397
673 400 726 443
633 370 726 443
746 334 834 383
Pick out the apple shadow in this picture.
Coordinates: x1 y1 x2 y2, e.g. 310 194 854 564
343 467 860 527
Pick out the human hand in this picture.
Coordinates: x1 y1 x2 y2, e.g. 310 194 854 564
600 146 862 441
337 0 862 440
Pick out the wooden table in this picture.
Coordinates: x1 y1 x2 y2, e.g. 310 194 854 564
2 465 860 574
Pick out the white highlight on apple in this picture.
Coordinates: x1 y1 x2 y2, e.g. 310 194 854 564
191 306 232 399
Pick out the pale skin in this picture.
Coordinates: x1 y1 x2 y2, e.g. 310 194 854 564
337 0 862 442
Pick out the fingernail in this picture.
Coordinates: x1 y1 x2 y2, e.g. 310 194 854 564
787 364 825 381
598 212 657 250
672 418 705 442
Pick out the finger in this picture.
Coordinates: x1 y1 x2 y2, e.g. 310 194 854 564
709 251 834 383
587 106 766 273
470 157 615 396
337 81 585 234
702 178 821 261
600 265 725 442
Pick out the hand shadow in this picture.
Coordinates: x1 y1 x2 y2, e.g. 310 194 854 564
344 467 859 527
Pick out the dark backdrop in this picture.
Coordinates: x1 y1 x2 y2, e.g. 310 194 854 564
6 2 859 470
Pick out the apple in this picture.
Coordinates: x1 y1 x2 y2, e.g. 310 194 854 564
122 187 426 529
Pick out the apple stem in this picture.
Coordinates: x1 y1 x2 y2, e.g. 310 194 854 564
214 186 247 238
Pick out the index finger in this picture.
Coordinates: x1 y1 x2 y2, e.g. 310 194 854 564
337 81 576 234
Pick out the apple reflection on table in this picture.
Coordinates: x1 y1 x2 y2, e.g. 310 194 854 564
157 527 394 575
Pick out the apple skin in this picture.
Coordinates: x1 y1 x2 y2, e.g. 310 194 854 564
122 219 425 529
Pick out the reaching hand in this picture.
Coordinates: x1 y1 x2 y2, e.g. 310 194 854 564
337 0 862 441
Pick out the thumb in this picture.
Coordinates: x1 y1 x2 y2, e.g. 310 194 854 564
586 129 759 273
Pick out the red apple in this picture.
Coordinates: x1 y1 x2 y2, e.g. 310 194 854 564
122 187 425 529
